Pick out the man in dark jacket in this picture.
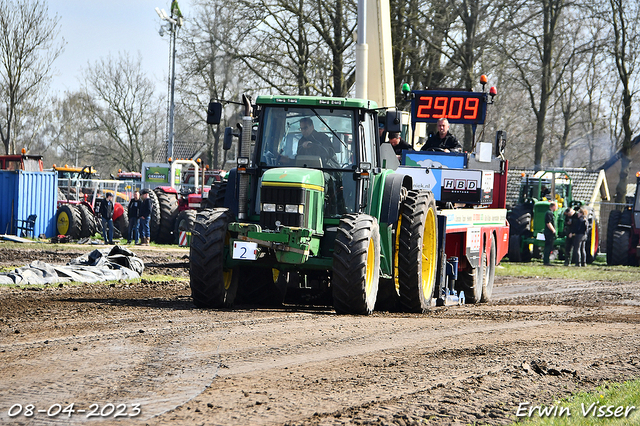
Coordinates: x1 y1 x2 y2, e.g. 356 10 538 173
126 190 141 245
421 118 462 152
571 208 588 267
543 201 557 265
387 132 412 155
99 192 114 244
138 189 153 246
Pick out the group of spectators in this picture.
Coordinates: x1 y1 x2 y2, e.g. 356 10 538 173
543 202 589 266
98 188 154 245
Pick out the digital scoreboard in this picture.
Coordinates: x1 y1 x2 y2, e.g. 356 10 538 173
410 90 488 125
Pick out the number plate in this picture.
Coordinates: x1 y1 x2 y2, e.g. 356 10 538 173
232 241 258 260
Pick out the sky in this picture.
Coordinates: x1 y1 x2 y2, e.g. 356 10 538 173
46 0 193 97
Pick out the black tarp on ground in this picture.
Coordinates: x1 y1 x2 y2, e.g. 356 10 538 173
0 245 144 285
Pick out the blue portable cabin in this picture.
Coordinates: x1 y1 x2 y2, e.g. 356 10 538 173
0 170 58 238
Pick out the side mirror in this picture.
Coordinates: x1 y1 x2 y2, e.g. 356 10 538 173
206 101 222 125
223 127 234 151
385 111 402 133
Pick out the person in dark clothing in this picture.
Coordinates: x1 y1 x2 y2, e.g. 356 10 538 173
138 189 153 246
420 118 462 152
563 207 578 266
387 132 411 155
99 192 114 244
126 190 141 245
296 117 335 159
571 208 588 267
543 201 558 265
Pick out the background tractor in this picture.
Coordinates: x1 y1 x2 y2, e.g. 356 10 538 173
606 172 640 265
507 170 599 263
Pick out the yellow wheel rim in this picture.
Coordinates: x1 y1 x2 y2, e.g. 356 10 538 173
590 223 597 256
421 207 437 300
223 269 233 290
57 211 70 235
365 237 376 296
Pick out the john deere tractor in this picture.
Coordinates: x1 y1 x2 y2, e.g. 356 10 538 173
189 95 438 314
507 170 599 263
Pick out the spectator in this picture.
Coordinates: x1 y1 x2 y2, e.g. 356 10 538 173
572 208 588 267
99 192 114 245
543 201 558 265
420 118 462 152
139 189 153 246
563 207 577 266
127 190 141 245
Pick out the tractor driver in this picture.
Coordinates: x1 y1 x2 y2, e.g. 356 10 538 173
277 117 338 167
421 118 462 152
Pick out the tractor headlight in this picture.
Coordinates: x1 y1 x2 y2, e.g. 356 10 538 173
285 204 304 214
262 203 276 212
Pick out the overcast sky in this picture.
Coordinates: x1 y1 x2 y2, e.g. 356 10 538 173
46 0 192 96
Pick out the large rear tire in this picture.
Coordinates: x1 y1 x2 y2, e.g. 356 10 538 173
207 181 228 208
586 217 599 264
481 237 496 303
148 189 162 242
606 210 621 265
610 228 630 266
397 190 438 313
190 209 236 308
56 204 82 239
114 208 129 239
332 214 380 315
77 204 96 238
508 234 522 262
174 209 197 244
154 189 179 244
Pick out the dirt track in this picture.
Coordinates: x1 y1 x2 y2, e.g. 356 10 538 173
0 244 639 425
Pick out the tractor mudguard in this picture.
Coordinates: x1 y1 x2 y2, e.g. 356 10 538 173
113 202 124 221
224 168 239 218
380 173 412 226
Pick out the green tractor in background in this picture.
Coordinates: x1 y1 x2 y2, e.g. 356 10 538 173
507 170 599 263
190 94 439 314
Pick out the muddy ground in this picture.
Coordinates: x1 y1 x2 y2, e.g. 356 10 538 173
0 243 639 425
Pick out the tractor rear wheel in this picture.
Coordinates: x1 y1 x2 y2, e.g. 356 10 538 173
77 204 96 238
154 189 179 244
508 234 522 262
606 210 621 265
148 189 162 242
610 228 630 266
586 217 599 264
481 237 496 303
397 190 438 313
56 204 82 239
456 257 483 304
174 209 197 244
332 214 380 315
207 181 228 208
190 208 236 308
114 208 129 240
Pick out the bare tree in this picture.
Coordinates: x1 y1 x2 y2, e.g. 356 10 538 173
605 0 640 202
82 53 157 173
0 0 64 154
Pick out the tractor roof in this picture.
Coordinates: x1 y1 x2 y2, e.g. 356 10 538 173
256 95 378 110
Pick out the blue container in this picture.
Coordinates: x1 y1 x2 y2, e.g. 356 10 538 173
0 170 58 238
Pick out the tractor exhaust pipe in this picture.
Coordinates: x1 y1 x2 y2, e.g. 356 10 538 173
238 94 252 220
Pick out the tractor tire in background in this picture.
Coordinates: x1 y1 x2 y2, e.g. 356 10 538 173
114 208 129 240
456 256 483 304
207 181 228 208
508 234 531 262
190 208 236 308
609 228 630 266
481 237 497 303
507 205 532 236
148 189 162 242
154 189 179 244
606 210 621 265
56 204 82 239
585 216 599 264
77 204 96 238
397 190 438 313
332 213 380 315
174 209 197 244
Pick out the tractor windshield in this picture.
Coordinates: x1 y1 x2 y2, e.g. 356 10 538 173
258 106 355 169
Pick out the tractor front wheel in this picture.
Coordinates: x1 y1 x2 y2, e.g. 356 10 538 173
190 208 236 308
332 214 380 315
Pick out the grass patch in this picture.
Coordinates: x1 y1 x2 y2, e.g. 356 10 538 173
497 255 640 283
514 380 640 425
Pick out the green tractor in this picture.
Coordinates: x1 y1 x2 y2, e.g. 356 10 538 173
190 94 438 314
507 170 599 263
